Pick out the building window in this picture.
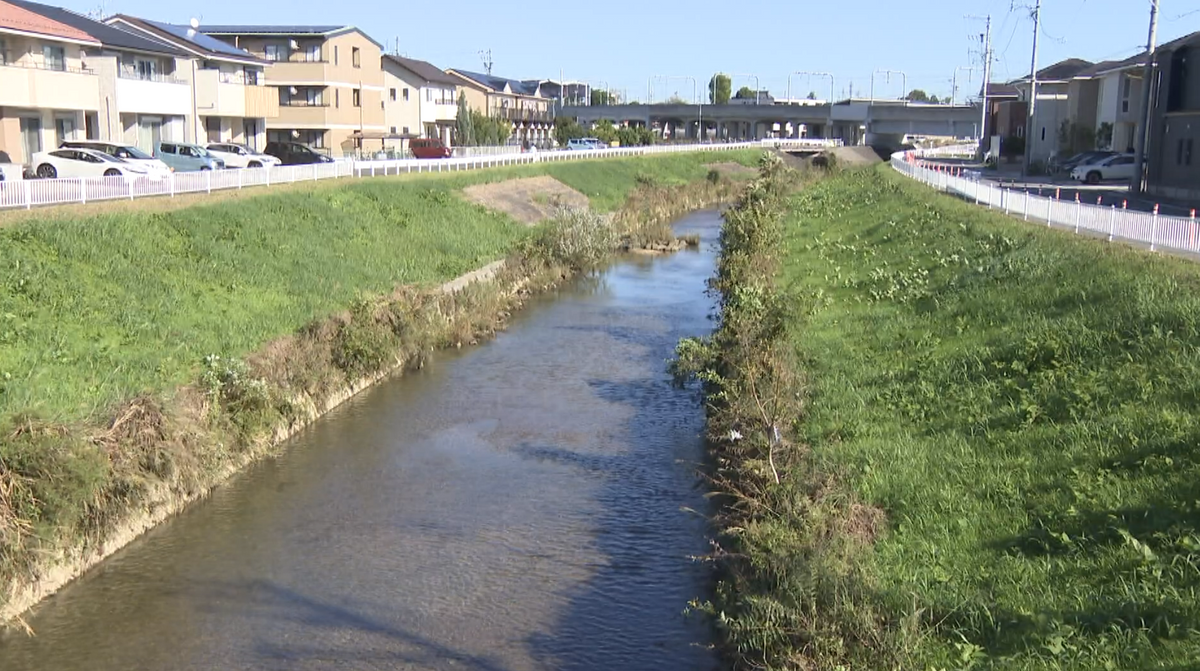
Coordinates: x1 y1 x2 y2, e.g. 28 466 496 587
352 47 361 68
265 44 286 61
390 88 396 101
43 45 65 71
303 44 321 62
333 46 338 66
402 126 409 135
0 38 7 65
390 126 397 134
1041 126 1046 142
353 88 361 107
403 88 409 101
1178 139 1185 165
1188 138 1195 166
335 89 340 108
1168 48 1191 112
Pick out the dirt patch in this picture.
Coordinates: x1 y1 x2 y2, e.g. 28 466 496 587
829 146 884 166
704 162 758 177
462 176 589 225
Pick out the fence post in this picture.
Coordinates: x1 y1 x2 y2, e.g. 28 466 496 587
1191 210 1197 250
1046 197 1052 226
23 180 31 209
1108 205 1116 242
206 170 212 194
1004 189 1010 215
1023 191 1029 221
313 164 318 181
129 178 134 201
80 178 86 205
1150 204 1160 252
237 169 241 191
1074 194 1081 234
266 167 271 187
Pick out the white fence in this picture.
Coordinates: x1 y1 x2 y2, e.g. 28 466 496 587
891 146 1200 255
0 138 834 211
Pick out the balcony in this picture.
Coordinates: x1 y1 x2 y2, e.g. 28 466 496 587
0 59 100 110
261 60 329 84
195 70 281 119
492 107 554 123
272 103 330 126
116 74 190 116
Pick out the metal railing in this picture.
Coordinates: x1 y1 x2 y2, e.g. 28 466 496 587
117 69 186 85
892 145 1200 255
0 138 836 211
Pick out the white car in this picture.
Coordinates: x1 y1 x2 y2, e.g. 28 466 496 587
0 150 22 182
59 141 172 178
204 143 281 169
1071 154 1136 184
31 148 150 179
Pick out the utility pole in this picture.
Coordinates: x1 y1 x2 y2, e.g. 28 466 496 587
966 14 992 154
1131 0 1161 194
1023 0 1042 175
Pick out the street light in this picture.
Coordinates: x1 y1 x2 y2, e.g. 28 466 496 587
650 75 703 142
870 69 908 100
952 66 981 105
787 71 835 103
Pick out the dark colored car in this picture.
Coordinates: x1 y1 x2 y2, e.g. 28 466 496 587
263 141 335 166
410 138 451 159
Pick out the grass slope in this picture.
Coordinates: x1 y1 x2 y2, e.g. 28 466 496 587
0 150 758 425
780 165 1200 668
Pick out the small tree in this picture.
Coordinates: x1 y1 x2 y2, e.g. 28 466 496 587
735 86 755 99
591 120 619 145
553 117 586 146
665 94 688 104
906 89 931 102
709 74 731 104
1096 121 1114 150
590 89 611 106
806 91 817 100
455 93 475 147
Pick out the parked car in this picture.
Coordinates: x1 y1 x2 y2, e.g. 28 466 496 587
263 141 335 166
409 138 452 159
1056 150 1116 175
567 138 604 150
1070 153 1135 184
155 142 225 172
31 148 151 179
205 143 281 169
59 141 172 177
0 150 21 182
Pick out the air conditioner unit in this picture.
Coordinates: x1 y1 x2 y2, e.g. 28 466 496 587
291 130 300 138
289 86 298 95
289 39 299 50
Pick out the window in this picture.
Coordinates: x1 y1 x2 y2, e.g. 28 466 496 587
333 46 338 65
0 37 7 65
1040 126 1046 142
1168 48 1191 112
335 89 340 108
352 47 361 68
390 88 396 101
1178 139 1185 165
403 88 409 101
426 88 432 102
135 58 158 80
265 44 285 61
1188 138 1195 166
390 126 397 134
303 44 321 62
353 89 361 107
402 126 409 135
305 88 321 105
43 45 65 71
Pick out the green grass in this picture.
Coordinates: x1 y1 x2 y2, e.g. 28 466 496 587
0 149 759 425
779 165 1200 668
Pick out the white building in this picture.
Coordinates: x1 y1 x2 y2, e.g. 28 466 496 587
382 54 457 147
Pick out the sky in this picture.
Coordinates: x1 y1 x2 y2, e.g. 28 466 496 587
56 0 1200 102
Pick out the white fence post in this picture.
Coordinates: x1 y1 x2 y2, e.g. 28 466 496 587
1074 197 1081 234
1108 206 1116 242
80 178 86 205
1150 205 1160 252
23 180 31 209
206 170 212 194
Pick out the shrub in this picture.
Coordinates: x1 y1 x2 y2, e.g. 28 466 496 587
526 207 618 269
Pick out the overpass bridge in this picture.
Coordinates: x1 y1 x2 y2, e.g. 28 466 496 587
561 100 982 146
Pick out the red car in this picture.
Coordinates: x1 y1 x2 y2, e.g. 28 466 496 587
410 138 451 159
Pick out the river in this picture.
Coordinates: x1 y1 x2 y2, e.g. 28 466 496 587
0 211 724 671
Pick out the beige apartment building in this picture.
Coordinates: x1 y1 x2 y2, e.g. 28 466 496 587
1 0 195 164
381 54 457 150
203 25 386 156
105 15 278 151
446 69 553 144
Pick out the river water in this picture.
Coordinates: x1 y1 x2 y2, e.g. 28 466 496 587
0 211 724 671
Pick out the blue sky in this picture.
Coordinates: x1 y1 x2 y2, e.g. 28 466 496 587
60 0 1197 101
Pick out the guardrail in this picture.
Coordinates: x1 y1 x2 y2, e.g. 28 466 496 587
891 145 1200 255
0 138 835 211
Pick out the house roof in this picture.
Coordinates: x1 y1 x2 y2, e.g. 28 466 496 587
200 24 384 49
382 54 457 86
1154 29 1200 55
449 68 540 97
3 0 182 54
0 0 99 44
985 82 1020 98
107 15 266 64
1010 57 1094 84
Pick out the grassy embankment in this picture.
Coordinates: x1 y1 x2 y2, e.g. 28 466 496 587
682 161 1200 669
0 149 761 618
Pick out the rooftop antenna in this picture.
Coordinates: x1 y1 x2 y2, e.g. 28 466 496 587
84 3 107 20
478 49 493 75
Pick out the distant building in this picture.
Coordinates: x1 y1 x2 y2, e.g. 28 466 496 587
445 69 553 143
382 54 457 149
1143 30 1200 201
729 89 773 105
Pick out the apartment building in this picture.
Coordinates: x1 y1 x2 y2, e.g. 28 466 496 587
1002 58 1094 164
1 0 193 163
202 25 385 156
105 15 278 151
381 54 456 149
447 69 554 144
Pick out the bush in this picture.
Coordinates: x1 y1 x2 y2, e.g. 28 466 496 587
526 207 618 269
707 169 721 184
1002 134 1025 158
